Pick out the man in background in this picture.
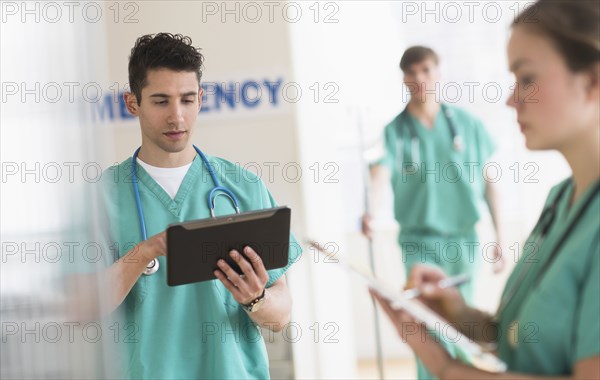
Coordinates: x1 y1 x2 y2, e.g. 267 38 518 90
363 46 504 379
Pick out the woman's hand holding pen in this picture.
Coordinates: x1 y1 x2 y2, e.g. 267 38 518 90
370 265 470 339
406 264 468 324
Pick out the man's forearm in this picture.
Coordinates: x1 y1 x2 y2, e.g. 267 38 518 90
106 246 153 312
369 164 391 212
485 181 502 241
68 244 152 321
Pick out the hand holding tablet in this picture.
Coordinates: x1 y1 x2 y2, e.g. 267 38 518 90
166 207 291 286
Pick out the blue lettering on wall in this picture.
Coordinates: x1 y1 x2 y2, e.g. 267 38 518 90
214 82 237 110
91 77 284 123
91 94 114 123
241 81 260 108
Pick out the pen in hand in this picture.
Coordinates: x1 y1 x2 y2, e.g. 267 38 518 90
402 273 470 300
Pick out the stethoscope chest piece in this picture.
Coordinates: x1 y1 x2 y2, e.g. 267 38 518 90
144 258 159 275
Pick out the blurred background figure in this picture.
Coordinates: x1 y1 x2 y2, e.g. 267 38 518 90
363 45 505 298
362 45 504 380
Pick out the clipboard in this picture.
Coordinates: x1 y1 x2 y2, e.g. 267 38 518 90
307 240 507 373
166 207 291 286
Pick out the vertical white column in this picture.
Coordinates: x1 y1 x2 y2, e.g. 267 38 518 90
0 2 114 378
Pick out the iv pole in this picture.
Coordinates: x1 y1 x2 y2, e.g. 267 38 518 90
356 107 385 379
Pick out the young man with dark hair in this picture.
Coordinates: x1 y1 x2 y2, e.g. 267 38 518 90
98 33 299 379
363 45 503 379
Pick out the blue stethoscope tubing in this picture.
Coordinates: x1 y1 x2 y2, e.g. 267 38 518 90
399 103 463 165
131 144 241 275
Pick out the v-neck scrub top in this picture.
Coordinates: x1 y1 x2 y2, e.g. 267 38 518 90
378 105 496 236
377 105 496 290
497 179 600 375
99 154 302 380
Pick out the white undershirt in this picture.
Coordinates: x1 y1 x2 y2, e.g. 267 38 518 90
137 158 192 199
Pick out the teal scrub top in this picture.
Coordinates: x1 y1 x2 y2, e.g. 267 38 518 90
378 105 496 235
497 179 600 375
99 154 302 380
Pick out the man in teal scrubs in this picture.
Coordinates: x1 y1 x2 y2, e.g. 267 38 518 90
363 46 503 379
97 33 300 379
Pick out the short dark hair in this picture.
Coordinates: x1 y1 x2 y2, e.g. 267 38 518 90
128 33 204 104
512 0 600 73
399 46 439 73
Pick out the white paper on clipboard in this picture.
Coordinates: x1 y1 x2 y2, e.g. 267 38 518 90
307 240 507 373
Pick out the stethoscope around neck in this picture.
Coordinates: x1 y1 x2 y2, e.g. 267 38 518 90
399 103 463 168
131 145 241 275
496 179 600 319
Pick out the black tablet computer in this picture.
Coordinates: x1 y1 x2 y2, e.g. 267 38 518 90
166 206 291 286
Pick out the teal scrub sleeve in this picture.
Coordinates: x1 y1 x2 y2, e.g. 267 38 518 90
96 168 124 266
63 178 117 274
374 123 396 170
474 119 497 164
257 180 302 287
573 234 600 364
